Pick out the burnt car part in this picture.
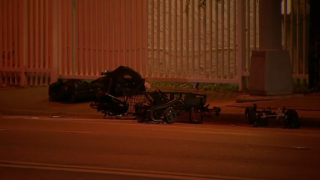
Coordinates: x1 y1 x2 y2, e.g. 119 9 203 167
135 90 221 124
134 90 185 124
92 89 221 124
90 79 145 119
48 66 146 102
245 104 300 128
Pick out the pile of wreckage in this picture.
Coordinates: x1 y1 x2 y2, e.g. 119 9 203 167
49 66 300 128
48 66 221 124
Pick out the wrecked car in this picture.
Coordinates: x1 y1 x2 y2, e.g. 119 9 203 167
90 89 221 124
48 66 146 102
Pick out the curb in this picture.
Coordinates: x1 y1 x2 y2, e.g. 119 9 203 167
1 109 319 128
235 94 304 103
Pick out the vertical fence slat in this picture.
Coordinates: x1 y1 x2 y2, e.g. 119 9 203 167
233 0 236 79
14 0 18 69
95 0 99 74
9 0 13 84
156 0 160 77
168 0 172 78
302 0 306 74
150 0 154 77
183 0 187 78
134 0 137 71
140 0 144 76
0 0 2 85
246 0 250 72
215 0 218 78
35 0 39 85
144 0 148 77
221 0 225 78
9 0 13 69
284 0 287 49
30 0 34 84
102 0 105 71
237 0 246 90
296 0 300 74
174 0 178 78
197 0 201 78
253 0 257 49
290 0 293 71
163 0 166 77
45 0 49 85
40 0 44 85
91 0 94 74
209 0 212 79
112 0 116 69
3 0 8 71
227 0 230 79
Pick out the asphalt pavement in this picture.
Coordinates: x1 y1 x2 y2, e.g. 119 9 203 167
0 86 319 128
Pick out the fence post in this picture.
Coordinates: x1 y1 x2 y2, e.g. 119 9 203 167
20 0 28 87
237 0 246 91
51 0 59 84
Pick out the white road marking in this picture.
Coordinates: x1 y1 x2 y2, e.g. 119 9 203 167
0 160 267 180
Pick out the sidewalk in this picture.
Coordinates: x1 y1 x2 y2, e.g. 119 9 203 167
0 86 319 128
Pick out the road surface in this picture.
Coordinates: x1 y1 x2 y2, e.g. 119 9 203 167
0 115 319 180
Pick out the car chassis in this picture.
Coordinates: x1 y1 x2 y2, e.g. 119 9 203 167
90 89 221 124
245 104 300 128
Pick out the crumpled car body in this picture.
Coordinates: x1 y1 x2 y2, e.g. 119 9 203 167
48 66 146 102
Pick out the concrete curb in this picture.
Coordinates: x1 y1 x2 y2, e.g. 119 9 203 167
235 93 304 103
1 108 319 128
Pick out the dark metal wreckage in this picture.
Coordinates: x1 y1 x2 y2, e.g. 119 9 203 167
90 89 221 124
245 104 300 128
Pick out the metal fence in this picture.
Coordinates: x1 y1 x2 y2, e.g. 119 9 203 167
0 0 310 89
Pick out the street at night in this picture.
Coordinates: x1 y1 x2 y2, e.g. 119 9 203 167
0 115 319 180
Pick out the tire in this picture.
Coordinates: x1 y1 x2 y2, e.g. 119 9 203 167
164 107 177 124
284 109 300 128
245 107 256 124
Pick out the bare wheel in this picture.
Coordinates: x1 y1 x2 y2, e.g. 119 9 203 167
164 107 177 124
